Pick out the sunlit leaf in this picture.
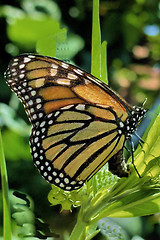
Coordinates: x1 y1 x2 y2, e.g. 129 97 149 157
2 129 30 161
7 16 65 51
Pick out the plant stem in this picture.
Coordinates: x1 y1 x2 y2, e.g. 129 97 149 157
0 129 12 240
69 212 89 240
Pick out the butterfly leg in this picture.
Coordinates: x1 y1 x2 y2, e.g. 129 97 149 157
130 140 141 178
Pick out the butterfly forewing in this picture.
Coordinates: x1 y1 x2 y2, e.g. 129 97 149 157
5 54 131 126
5 54 146 190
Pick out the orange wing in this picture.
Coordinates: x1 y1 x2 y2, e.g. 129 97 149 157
5 54 146 190
5 54 131 126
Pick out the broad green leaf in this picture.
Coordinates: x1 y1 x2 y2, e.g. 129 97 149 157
7 16 64 50
2 129 31 161
36 36 57 57
36 27 67 56
55 34 84 60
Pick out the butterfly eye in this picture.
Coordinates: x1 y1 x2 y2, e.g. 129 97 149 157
4 54 146 191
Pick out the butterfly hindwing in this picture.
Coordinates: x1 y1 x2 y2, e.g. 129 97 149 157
30 103 126 190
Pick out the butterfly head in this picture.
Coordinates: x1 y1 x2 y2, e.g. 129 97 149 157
125 106 147 139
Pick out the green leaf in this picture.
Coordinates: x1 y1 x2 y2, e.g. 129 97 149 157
10 191 35 238
36 35 56 57
100 41 108 83
0 130 12 240
134 113 160 178
105 184 160 218
91 0 101 78
48 167 118 212
36 28 67 57
55 34 84 60
7 16 65 51
2 129 31 161
48 185 82 211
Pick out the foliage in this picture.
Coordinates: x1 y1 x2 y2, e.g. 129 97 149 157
0 0 160 239
48 108 160 239
0 130 12 240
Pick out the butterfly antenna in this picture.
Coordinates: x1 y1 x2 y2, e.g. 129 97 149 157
142 98 147 107
130 140 141 178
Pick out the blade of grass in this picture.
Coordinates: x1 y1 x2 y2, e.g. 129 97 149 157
100 40 108 83
91 0 101 78
0 129 12 240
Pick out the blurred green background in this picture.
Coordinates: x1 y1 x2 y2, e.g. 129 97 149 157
0 0 160 239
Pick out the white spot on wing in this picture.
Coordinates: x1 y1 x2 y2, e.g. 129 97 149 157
56 78 71 85
76 104 85 111
28 55 35 58
53 171 57 176
64 178 69 184
12 62 18 66
87 75 95 81
73 68 84 75
51 63 58 69
54 111 60 117
59 173 64 178
19 74 25 79
12 72 17 76
68 73 78 80
61 62 69 69
23 82 27 87
55 178 60 183
39 113 43 118
50 69 57 76
60 183 64 188
24 57 31 63
61 105 73 110
36 98 41 103
48 176 52 181
31 90 36 96
19 64 25 69
13 58 19 62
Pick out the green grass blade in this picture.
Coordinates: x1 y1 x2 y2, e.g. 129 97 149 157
100 40 108 83
0 129 12 240
91 0 101 78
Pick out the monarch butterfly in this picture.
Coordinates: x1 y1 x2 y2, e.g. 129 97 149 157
4 54 146 191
